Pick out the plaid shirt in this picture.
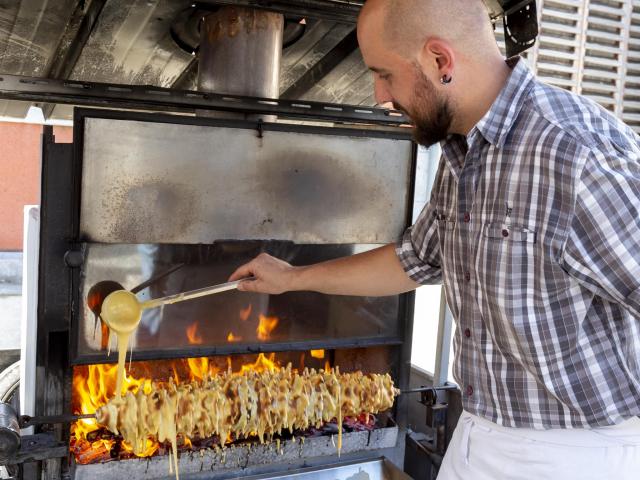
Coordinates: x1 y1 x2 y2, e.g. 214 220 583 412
397 57 640 429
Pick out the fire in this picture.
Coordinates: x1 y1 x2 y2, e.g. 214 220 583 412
187 357 216 381
186 322 203 345
71 353 286 464
227 332 242 342
239 304 252 321
310 349 325 359
239 353 279 374
256 314 279 341
71 363 154 462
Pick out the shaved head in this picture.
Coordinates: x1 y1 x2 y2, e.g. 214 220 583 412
380 0 497 59
357 0 510 144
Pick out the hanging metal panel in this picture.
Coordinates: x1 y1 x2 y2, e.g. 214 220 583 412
78 111 414 245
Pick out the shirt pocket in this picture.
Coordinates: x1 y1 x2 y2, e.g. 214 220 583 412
436 213 456 231
483 223 536 244
478 222 538 317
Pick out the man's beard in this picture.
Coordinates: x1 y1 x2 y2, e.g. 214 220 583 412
394 68 453 147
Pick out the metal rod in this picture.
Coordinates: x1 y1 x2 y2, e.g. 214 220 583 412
196 0 364 24
19 413 96 428
141 278 255 310
0 74 408 126
400 385 458 395
130 263 185 294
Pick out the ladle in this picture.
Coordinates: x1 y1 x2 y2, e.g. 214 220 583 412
101 277 255 334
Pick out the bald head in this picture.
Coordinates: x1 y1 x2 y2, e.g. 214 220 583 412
357 0 512 141
359 0 498 60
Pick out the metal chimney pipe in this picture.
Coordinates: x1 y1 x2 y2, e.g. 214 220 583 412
198 6 284 119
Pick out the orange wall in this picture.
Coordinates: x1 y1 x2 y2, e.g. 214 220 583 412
0 123 73 250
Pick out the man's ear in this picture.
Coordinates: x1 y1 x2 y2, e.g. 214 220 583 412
417 38 455 80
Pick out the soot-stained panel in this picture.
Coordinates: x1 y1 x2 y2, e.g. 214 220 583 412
0 0 76 117
69 0 192 86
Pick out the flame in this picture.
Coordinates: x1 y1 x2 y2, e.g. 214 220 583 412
239 304 252 321
71 351 303 464
239 353 279 374
71 364 153 462
227 332 242 342
325 359 331 372
186 322 203 345
256 314 279 341
187 357 210 381
310 349 325 359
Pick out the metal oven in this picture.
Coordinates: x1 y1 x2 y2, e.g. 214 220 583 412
15 104 418 479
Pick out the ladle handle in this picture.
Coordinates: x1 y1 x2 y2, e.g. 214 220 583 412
141 277 255 310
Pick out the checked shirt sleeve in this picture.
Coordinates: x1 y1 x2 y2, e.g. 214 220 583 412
560 147 640 318
395 200 443 285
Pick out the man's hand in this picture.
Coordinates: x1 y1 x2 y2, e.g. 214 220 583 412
229 253 298 294
229 244 420 297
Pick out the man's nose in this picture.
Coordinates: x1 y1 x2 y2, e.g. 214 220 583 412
373 79 393 106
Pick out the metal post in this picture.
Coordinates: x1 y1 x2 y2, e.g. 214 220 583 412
433 287 453 386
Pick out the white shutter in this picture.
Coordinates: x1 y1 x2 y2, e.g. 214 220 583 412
577 0 630 112
529 0 585 90
621 1 640 130
495 0 640 133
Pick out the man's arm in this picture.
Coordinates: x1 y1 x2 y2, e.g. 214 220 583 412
229 244 419 296
560 148 640 317
230 198 443 296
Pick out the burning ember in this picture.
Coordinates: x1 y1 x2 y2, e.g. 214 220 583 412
310 349 325 359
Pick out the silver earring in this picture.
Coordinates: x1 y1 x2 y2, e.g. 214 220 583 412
440 74 452 85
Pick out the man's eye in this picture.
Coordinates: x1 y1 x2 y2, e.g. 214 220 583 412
379 74 391 81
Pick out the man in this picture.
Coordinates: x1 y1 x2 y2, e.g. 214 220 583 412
230 0 640 478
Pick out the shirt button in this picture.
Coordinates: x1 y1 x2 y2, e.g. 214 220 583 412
464 328 471 338
464 271 471 282
502 229 509 238
466 385 474 396
463 212 471 223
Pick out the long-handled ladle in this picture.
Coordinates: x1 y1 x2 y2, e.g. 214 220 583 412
100 277 254 397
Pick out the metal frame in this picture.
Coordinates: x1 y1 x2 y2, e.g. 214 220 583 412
18 106 420 475
34 127 77 479
0 74 408 127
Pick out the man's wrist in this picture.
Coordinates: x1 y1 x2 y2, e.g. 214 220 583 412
289 265 310 292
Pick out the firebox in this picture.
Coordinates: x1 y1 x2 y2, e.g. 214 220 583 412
22 106 418 479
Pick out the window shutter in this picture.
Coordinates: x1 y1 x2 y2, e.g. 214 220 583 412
621 1 640 130
494 1 639 133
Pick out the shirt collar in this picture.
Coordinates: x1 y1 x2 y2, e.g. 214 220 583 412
472 57 536 148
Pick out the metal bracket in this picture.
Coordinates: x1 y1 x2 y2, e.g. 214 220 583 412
2 433 68 465
502 0 538 57
404 384 457 458
257 119 264 138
